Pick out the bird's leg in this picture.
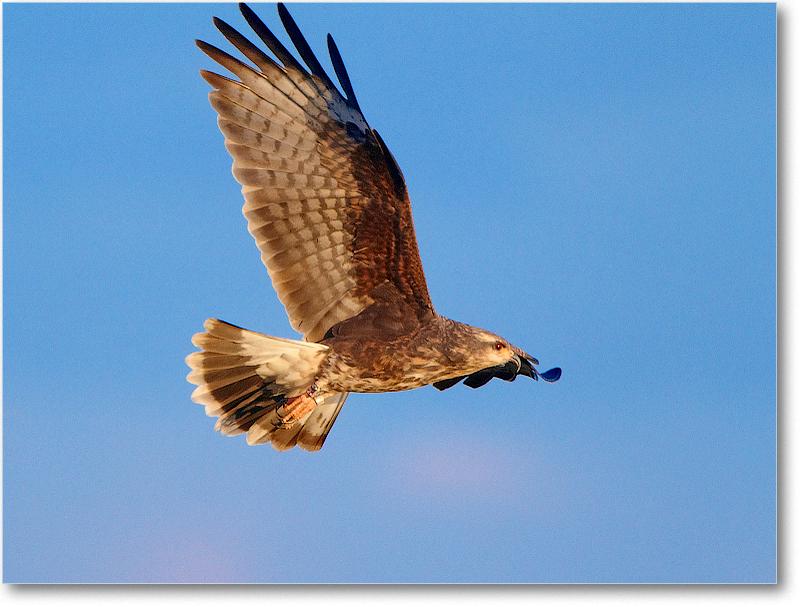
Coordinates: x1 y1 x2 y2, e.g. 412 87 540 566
274 383 320 429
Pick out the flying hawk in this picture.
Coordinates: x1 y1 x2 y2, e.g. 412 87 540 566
187 3 561 452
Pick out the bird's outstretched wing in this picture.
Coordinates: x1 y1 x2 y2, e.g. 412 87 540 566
198 2 434 342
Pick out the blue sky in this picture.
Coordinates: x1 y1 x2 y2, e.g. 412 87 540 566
3 2 775 583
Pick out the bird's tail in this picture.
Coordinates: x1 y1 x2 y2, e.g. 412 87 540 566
185 318 348 452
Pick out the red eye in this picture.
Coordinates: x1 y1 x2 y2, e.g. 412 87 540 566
494 342 505 351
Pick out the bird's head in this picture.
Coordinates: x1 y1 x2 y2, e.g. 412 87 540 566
433 322 561 391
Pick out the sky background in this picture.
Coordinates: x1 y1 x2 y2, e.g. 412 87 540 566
3 2 776 584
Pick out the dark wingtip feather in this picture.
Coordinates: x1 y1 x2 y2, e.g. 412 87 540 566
238 3 366 121
327 33 361 112
195 39 232 63
239 2 306 75
277 1 338 93
213 15 279 72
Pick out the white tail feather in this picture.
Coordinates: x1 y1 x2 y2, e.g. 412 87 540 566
186 318 348 452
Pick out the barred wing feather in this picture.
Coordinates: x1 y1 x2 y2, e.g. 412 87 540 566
197 3 434 343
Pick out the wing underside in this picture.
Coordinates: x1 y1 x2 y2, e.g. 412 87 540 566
198 3 434 342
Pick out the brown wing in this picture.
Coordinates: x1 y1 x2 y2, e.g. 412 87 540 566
197 3 434 342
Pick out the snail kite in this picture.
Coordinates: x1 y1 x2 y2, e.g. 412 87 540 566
187 3 561 452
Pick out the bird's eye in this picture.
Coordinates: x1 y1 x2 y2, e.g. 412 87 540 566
494 342 505 351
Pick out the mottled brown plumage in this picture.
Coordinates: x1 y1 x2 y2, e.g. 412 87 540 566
187 3 560 452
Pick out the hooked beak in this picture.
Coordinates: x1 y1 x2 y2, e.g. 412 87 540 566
515 352 537 379
514 348 561 382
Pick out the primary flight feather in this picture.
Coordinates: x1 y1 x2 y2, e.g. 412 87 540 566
187 3 561 452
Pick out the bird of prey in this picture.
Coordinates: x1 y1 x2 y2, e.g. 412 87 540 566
187 3 561 452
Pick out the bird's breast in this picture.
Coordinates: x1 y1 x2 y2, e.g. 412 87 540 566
318 345 456 394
